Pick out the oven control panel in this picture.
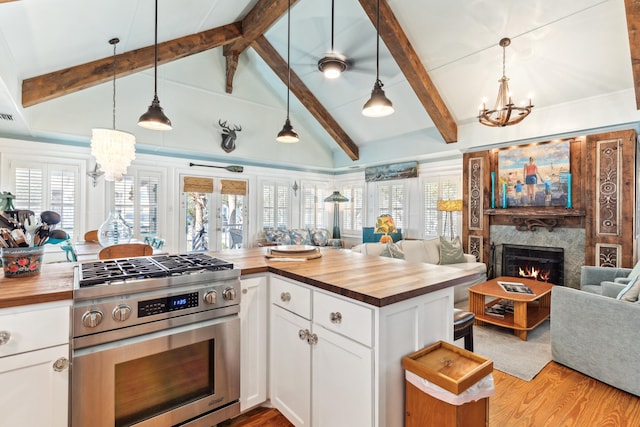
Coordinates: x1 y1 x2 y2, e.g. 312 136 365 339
138 292 200 317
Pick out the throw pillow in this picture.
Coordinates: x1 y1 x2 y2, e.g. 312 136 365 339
380 242 405 259
439 236 466 265
628 260 640 281
309 228 330 246
617 276 640 302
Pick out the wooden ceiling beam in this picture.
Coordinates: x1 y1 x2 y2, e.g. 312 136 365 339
625 0 640 109
357 0 458 143
252 36 360 161
22 22 243 107
223 0 298 93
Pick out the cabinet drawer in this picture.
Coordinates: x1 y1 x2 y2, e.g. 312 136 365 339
0 304 70 358
270 277 311 320
313 291 373 347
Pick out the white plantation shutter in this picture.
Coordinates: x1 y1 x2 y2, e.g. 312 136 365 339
262 181 289 229
342 184 364 232
114 172 161 237
302 183 327 228
378 183 405 229
421 175 461 238
114 175 135 230
12 162 79 238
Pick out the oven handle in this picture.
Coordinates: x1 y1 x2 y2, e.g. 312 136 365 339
74 314 237 356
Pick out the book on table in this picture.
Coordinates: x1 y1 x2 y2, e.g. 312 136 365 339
497 280 535 295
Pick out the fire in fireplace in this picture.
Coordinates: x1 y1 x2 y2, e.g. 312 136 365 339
501 244 564 286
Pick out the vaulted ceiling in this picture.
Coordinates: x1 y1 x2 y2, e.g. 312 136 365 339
0 0 638 171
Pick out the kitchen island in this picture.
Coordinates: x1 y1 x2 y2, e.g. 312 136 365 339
0 247 482 426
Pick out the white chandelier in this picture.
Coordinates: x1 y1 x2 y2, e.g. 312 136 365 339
91 37 136 182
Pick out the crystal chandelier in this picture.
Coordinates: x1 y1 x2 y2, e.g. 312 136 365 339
91 38 135 182
478 38 533 127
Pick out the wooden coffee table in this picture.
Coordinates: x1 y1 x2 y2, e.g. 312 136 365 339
468 276 554 341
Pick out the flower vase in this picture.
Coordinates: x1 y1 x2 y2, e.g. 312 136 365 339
98 210 132 247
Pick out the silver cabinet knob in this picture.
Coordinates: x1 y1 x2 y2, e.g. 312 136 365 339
330 312 342 324
307 333 318 346
280 292 291 302
299 329 309 341
223 287 237 301
112 304 132 322
242 288 248 294
204 290 218 305
81 310 103 328
0 331 11 345
52 357 70 372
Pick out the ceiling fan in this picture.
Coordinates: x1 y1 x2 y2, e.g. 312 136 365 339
317 0 350 79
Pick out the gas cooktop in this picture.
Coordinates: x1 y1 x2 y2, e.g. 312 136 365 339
77 253 234 287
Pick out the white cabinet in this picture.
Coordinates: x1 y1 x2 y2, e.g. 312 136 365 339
239 275 268 412
269 276 373 427
0 301 70 427
269 274 454 427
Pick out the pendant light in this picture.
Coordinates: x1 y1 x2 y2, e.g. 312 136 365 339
90 38 136 182
317 0 348 79
276 0 299 143
138 0 172 130
362 0 394 117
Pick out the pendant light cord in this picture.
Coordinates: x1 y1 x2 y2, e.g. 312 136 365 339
375 0 380 82
154 0 159 97
112 41 117 130
286 0 291 120
330 0 334 52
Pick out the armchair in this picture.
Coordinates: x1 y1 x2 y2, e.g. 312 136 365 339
580 265 638 295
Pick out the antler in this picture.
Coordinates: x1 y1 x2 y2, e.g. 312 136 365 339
234 124 242 132
218 119 229 130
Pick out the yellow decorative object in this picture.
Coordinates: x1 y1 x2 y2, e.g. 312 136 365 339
375 214 397 243
437 199 463 240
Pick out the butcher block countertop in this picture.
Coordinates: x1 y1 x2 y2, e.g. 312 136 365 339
0 247 481 309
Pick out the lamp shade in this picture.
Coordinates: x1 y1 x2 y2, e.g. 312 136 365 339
91 128 136 182
437 199 463 212
362 80 394 117
375 214 396 234
324 191 349 203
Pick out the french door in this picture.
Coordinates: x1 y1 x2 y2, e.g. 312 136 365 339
180 175 246 252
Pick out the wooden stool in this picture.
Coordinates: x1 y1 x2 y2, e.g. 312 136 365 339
453 309 475 352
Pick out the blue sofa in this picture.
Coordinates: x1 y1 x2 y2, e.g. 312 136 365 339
261 228 342 247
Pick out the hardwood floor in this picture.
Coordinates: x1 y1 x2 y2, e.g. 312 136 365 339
225 361 640 426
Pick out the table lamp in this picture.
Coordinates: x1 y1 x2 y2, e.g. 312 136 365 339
437 199 463 240
375 214 396 243
324 191 349 239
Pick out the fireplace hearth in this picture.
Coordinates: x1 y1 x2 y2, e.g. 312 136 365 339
501 244 564 286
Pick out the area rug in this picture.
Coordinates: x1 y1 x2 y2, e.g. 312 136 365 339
465 320 551 381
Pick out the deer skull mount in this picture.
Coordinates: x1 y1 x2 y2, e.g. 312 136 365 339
219 119 242 153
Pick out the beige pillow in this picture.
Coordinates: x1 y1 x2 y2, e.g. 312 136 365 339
439 236 466 265
618 276 640 302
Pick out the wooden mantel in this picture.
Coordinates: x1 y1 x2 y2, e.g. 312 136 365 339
484 207 586 231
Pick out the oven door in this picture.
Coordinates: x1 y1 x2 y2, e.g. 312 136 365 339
71 315 240 427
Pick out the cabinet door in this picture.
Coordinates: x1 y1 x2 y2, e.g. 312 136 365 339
270 305 311 427
312 327 373 427
0 344 69 427
240 275 268 411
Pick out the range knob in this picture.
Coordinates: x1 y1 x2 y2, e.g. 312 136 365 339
81 309 104 328
204 290 218 305
112 304 132 322
223 287 237 301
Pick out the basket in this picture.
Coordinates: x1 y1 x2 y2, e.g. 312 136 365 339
1 246 45 278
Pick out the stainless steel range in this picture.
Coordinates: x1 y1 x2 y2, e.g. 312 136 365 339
71 253 241 427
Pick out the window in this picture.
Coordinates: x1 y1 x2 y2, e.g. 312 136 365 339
12 162 79 238
114 171 161 239
422 175 461 238
262 181 290 230
301 182 327 228
341 183 364 233
377 182 405 229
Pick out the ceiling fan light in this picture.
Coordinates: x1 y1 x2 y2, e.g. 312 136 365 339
318 55 348 79
362 80 394 117
276 118 299 143
138 95 172 130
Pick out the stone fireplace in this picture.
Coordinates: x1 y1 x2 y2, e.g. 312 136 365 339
501 244 564 285
489 225 585 287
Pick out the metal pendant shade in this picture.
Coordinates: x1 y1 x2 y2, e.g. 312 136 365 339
362 0 394 117
276 0 299 143
138 0 172 131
